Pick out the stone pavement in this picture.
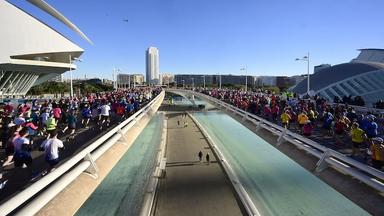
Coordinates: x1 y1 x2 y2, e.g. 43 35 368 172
153 112 244 216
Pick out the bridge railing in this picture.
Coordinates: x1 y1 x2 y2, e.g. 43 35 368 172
173 89 384 193
0 91 165 216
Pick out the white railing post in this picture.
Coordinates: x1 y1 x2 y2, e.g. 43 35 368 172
232 107 237 114
255 119 263 132
242 112 248 122
277 128 287 146
315 150 331 173
117 128 129 145
226 104 230 111
83 153 99 179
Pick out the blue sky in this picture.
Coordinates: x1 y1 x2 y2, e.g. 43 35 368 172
12 0 384 80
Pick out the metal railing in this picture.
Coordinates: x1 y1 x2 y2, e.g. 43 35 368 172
172 89 384 193
0 91 165 216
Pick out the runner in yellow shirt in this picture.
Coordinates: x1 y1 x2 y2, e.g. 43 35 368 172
297 111 309 131
350 122 366 156
370 137 384 170
281 110 291 129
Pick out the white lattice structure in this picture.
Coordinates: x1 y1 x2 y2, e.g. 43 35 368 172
0 0 91 97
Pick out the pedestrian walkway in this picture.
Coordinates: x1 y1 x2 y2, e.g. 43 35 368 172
153 112 244 216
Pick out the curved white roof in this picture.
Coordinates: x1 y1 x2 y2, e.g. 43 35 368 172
0 0 88 96
0 0 83 64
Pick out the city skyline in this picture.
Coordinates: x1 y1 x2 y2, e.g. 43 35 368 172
11 0 384 80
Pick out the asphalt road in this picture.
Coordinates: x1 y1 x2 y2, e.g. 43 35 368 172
153 109 244 216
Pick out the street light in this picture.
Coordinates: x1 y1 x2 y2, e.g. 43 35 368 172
201 75 206 88
218 74 222 89
182 80 185 88
69 54 82 98
191 78 194 89
296 52 310 96
240 65 248 92
128 74 131 89
112 68 120 90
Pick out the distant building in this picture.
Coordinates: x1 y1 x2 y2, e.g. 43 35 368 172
160 73 174 85
255 76 276 87
174 74 254 87
102 79 114 85
117 73 145 88
276 76 294 88
146 47 159 84
174 74 210 86
132 74 145 85
220 75 254 86
291 48 384 106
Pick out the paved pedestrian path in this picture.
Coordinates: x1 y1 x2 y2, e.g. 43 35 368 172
153 112 244 216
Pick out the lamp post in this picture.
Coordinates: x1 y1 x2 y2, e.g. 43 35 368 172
201 75 206 88
69 54 82 98
191 78 194 89
128 74 131 89
182 80 185 88
296 52 310 96
112 68 121 90
112 69 115 90
240 65 248 92
219 74 222 89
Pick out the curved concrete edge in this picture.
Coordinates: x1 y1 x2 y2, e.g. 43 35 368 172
35 94 164 216
139 116 167 216
188 112 260 216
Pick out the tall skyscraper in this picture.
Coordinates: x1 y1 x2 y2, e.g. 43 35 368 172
146 47 159 84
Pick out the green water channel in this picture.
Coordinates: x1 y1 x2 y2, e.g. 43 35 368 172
76 114 163 216
193 111 369 216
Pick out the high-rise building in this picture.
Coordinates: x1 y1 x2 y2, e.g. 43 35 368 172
146 47 159 84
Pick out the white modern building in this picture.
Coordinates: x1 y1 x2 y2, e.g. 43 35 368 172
0 0 90 97
117 73 145 88
159 73 174 85
292 49 384 106
146 47 159 84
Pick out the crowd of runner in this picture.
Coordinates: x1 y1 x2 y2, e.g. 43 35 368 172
0 87 161 187
198 88 384 170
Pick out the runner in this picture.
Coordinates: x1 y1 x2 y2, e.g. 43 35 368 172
99 101 111 130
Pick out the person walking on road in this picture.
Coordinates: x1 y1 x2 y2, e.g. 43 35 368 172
206 153 210 164
198 151 203 161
